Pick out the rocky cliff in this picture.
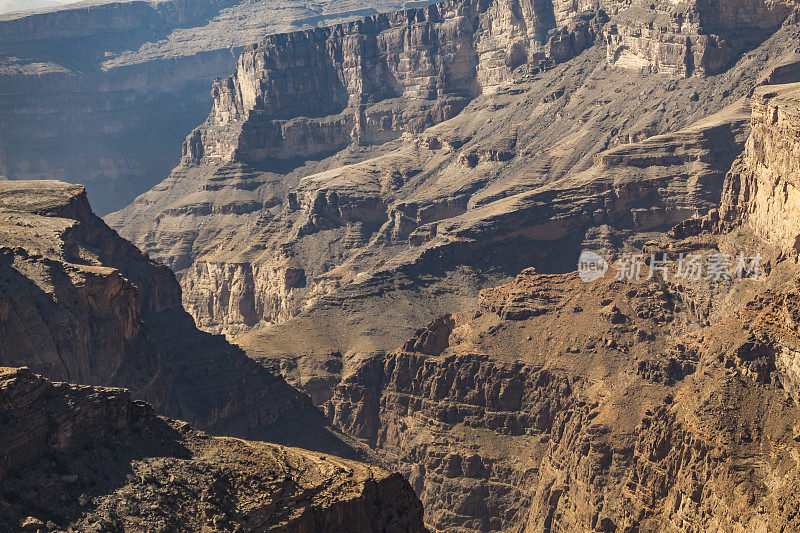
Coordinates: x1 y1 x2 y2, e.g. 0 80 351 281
178 0 603 169
0 179 365 455
109 0 800 362
721 82 800 258
0 366 426 531
314 79 800 531
4 0 793 210
324 254 800 530
175 0 795 170
605 0 795 76
0 0 428 214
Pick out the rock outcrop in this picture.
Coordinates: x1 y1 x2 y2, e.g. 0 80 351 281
0 179 357 452
0 366 426 532
605 0 795 77
721 82 800 257
714 81 800 411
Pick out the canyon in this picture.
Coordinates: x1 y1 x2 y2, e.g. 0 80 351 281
6 0 800 530
109 0 800 372
0 178 428 529
324 261 800 531
0 178 368 455
104 0 800 529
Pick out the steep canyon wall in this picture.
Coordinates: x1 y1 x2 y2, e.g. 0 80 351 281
0 179 355 450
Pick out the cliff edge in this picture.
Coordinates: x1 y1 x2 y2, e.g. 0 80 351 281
0 366 425 531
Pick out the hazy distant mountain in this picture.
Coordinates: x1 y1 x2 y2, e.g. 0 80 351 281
0 0 79 15
0 0 420 215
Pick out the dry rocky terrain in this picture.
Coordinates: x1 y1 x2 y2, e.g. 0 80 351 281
108 0 800 391
316 78 800 531
7 0 800 530
0 366 425 531
102 0 800 530
0 179 368 459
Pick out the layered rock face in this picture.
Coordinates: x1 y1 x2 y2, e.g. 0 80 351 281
721 83 800 256
179 0 604 168
717 80 800 405
182 0 789 167
322 269 664 530
0 179 355 448
0 366 425 531
605 0 795 76
0 0 425 214
0 0 791 217
109 3 800 357
324 256 800 531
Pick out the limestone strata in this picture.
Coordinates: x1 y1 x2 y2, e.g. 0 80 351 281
0 367 425 532
327 349 574 530
1 0 795 216
722 82 800 256
182 260 305 334
0 180 323 442
324 268 681 530
605 0 795 77
109 6 800 491
109 0 800 344
110 27 780 338
0 0 426 214
181 0 605 168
